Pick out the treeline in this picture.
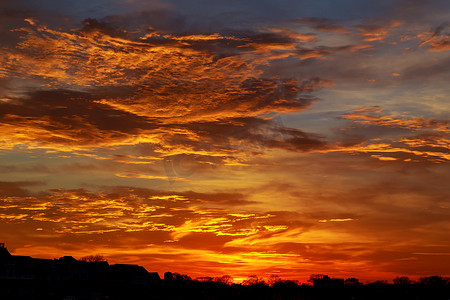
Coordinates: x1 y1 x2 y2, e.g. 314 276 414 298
135 272 449 300
167 271 449 288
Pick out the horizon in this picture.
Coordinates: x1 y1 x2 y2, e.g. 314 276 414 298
2 242 446 284
0 0 449 284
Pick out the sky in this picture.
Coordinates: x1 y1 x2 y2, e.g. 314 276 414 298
0 0 449 283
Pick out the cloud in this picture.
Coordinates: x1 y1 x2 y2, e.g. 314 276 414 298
418 23 450 52
330 106 450 163
2 175 449 280
0 181 44 197
296 44 372 60
0 181 351 241
293 17 348 33
0 18 333 165
339 106 449 132
0 184 275 235
357 21 403 42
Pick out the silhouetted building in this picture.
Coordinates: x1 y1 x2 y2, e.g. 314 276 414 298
0 243 160 299
109 264 151 285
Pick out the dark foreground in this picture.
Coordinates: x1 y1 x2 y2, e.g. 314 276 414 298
1 243 449 300
1 276 450 300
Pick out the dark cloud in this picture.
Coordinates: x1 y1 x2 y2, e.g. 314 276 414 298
0 181 44 197
173 117 327 154
79 18 128 38
296 44 372 60
293 17 348 33
0 89 159 146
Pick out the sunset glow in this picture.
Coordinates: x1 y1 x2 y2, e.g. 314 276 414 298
0 0 449 283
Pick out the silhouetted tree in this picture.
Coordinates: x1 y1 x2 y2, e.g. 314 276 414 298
197 276 214 282
80 255 106 262
308 274 326 283
267 274 282 286
214 275 233 285
393 276 413 286
345 277 363 287
173 272 192 281
273 280 300 288
164 271 174 280
419 276 449 287
367 280 389 288
243 275 266 286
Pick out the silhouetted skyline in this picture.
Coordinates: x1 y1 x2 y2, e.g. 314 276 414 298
1 243 449 299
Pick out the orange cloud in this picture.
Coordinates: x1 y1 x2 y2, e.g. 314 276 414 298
2 178 449 282
332 107 450 163
419 32 450 52
0 19 331 164
340 106 449 132
357 21 403 42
